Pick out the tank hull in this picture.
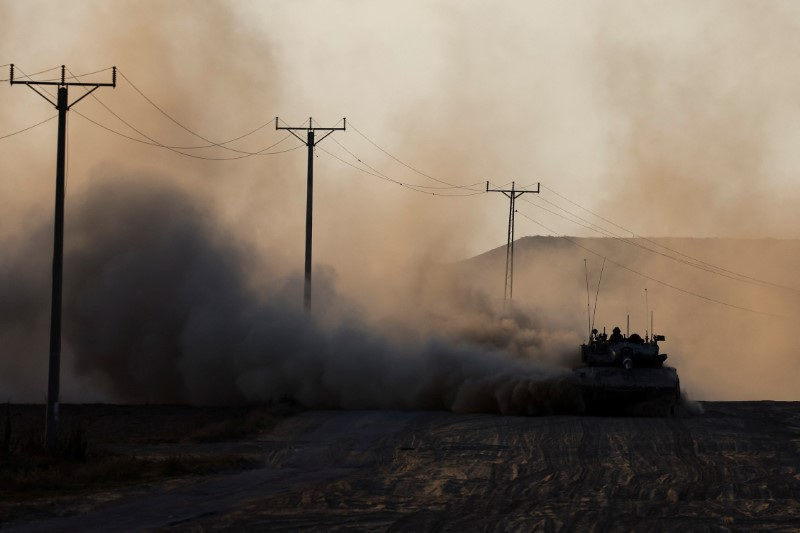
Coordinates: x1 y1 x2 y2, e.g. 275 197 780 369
574 366 680 416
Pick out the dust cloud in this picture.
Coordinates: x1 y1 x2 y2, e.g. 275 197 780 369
2 1 800 404
592 1 800 237
0 176 580 412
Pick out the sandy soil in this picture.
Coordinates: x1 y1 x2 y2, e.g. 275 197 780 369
4 402 800 531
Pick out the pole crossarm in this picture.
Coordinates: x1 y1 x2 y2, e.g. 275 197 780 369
486 181 540 198
10 63 115 453
25 84 57 107
10 64 116 109
486 181 540 302
275 117 346 312
275 117 346 146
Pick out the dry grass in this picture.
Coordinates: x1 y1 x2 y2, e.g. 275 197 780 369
1 402 300 446
183 409 277 442
0 402 299 508
0 450 257 500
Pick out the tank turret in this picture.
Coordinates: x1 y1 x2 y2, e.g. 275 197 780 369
574 326 680 415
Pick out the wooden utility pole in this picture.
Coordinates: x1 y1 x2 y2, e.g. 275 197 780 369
486 181 540 302
276 117 345 312
10 64 116 452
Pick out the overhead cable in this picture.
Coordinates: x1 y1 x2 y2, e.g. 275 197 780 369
73 109 302 159
330 137 485 191
0 65 61 83
348 121 484 191
318 145 483 197
0 115 57 141
116 70 275 155
66 67 301 160
538 184 800 293
516 209 784 318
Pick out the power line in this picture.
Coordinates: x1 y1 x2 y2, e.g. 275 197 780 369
348 121 484 191
329 137 397 182
311 117 344 129
523 194 753 280
317 145 416 189
323 137 484 195
277 117 311 129
535 185 800 293
331 137 483 190
72 109 302 159
515 208 784 318
116 70 276 155
8 66 57 99
0 114 57 140
523 192 792 292
317 144 484 197
67 68 294 159
76 111 278 152
0 65 61 83
521 196 617 238
12 68 792 302
521 194 771 293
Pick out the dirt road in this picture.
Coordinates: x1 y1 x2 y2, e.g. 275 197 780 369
6 402 800 531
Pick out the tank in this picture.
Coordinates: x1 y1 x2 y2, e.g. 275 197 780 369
574 327 680 415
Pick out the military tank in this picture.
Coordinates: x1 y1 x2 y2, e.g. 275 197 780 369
574 326 680 415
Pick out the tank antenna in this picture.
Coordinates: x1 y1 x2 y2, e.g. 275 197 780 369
584 259 591 340
591 257 606 332
651 310 654 338
627 314 630 337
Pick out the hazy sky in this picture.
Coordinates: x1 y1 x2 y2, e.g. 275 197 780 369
3 0 800 260
2 1 800 402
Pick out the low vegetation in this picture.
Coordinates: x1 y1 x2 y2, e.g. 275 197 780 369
0 402 299 516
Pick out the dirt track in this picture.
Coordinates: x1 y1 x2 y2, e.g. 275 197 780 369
6 402 800 532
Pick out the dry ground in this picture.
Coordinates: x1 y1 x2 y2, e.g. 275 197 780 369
2 402 800 531
0 404 291 527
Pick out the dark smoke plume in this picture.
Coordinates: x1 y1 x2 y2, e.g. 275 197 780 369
0 175 580 413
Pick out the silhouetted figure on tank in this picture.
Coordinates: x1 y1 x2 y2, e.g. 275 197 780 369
609 326 624 343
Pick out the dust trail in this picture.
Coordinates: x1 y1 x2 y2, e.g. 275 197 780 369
0 175 580 413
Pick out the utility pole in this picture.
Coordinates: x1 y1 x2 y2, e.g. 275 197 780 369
10 64 116 453
486 181 539 302
276 117 345 312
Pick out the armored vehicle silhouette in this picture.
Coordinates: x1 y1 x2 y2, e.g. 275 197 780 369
575 326 680 415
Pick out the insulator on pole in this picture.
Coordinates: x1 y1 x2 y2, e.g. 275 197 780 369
112 66 117 87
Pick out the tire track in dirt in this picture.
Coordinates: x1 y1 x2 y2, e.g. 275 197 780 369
560 417 602 531
5 403 800 531
669 417 709 501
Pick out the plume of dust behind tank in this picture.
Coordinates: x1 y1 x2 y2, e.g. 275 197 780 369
0 174 582 413
0 224 53 401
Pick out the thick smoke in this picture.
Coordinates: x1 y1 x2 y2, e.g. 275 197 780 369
0 175 580 413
